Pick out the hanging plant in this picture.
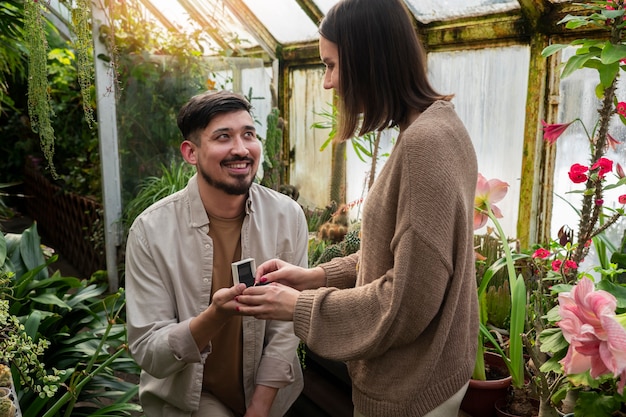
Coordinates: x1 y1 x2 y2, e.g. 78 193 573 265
24 0 56 177
70 0 95 129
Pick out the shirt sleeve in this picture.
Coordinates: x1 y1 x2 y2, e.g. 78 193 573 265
126 223 205 379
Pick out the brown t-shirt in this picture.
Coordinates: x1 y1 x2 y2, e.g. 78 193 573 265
202 212 246 416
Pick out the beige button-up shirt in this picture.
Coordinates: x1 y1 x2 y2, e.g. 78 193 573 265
126 174 306 416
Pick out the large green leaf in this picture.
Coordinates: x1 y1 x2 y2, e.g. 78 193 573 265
541 43 568 58
19 223 46 273
30 293 72 309
0 232 6 266
22 310 42 339
600 41 626 64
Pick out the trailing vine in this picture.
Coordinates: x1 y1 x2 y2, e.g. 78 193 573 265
69 0 95 128
25 0 56 177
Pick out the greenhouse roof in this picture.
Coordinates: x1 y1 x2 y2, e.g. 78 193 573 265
47 0 580 61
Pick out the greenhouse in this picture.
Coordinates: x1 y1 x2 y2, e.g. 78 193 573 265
1 0 626 416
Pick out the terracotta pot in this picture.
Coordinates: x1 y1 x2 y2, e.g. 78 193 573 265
460 352 512 417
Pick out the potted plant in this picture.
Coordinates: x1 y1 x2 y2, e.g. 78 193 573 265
488 1 626 415
461 174 529 417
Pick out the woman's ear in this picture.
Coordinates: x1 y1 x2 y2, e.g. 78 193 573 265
180 140 197 165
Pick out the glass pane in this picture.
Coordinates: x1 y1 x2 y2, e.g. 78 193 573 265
429 46 531 238
144 0 258 53
404 0 519 23
241 0 319 43
314 0 338 14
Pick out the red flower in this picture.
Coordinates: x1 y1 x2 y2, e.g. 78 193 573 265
552 259 563 271
533 248 551 259
619 194 626 205
541 120 573 144
596 199 604 206
564 260 578 270
591 157 613 178
617 102 626 117
568 163 589 183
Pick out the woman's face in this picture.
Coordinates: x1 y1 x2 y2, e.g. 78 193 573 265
319 36 339 91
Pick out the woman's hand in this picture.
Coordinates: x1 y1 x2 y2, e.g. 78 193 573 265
255 259 326 291
236 283 301 321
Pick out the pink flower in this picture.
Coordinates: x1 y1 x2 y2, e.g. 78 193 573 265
557 278 626 394
619 194 626 205
474 174 509 229
568 164 589 184
552 259 562 271
591 157 613 178
617 163 625 179
607 133 621 151
533 248 551 259
596 199 604 206
617 101 626 117
541 120 573 144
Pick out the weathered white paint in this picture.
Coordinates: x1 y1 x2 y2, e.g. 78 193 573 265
92 1 122 292
428 45 531 238
288 67 334 210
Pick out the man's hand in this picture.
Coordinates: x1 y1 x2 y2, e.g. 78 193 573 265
190 283 246 350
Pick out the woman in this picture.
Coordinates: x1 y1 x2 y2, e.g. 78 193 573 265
237 0 479 416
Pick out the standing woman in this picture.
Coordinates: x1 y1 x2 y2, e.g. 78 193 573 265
237 0 479 416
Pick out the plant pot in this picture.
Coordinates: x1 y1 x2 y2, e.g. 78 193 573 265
461 352 512 417
494 396 539 417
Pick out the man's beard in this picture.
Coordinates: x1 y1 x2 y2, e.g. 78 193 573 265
198 163 254 195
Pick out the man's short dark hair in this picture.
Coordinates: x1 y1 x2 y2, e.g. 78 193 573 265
177 90 252 143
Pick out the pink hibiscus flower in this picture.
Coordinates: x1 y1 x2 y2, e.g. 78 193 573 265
557 278 626 393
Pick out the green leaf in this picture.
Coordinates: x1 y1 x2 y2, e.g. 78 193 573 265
596 279 626 308
561 52 597 79
542 43 568 58
19 224 45 269
597 61 619 89
30 293 73 309
600 42 626 64
0 232 6 266
540 354 565 374
23 310 42 339
559 15 592 29
539 327 568 353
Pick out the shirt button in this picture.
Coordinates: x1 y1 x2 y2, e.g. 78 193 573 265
204 244 209 249
203 278 209 283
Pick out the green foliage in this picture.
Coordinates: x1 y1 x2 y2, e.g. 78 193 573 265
122 161 194 235
99 0 213 205
46 46 100 197
260 108 285 190
1 224 141 416
24 0 56 178
303 202 336 234
0 0 27 113
310 228 360 267
312 102 393 203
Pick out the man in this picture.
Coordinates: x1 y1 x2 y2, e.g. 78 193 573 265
125 90 306 417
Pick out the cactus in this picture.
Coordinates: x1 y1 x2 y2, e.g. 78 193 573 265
261 108 284 190
0 396 16 417
0 365 10 388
